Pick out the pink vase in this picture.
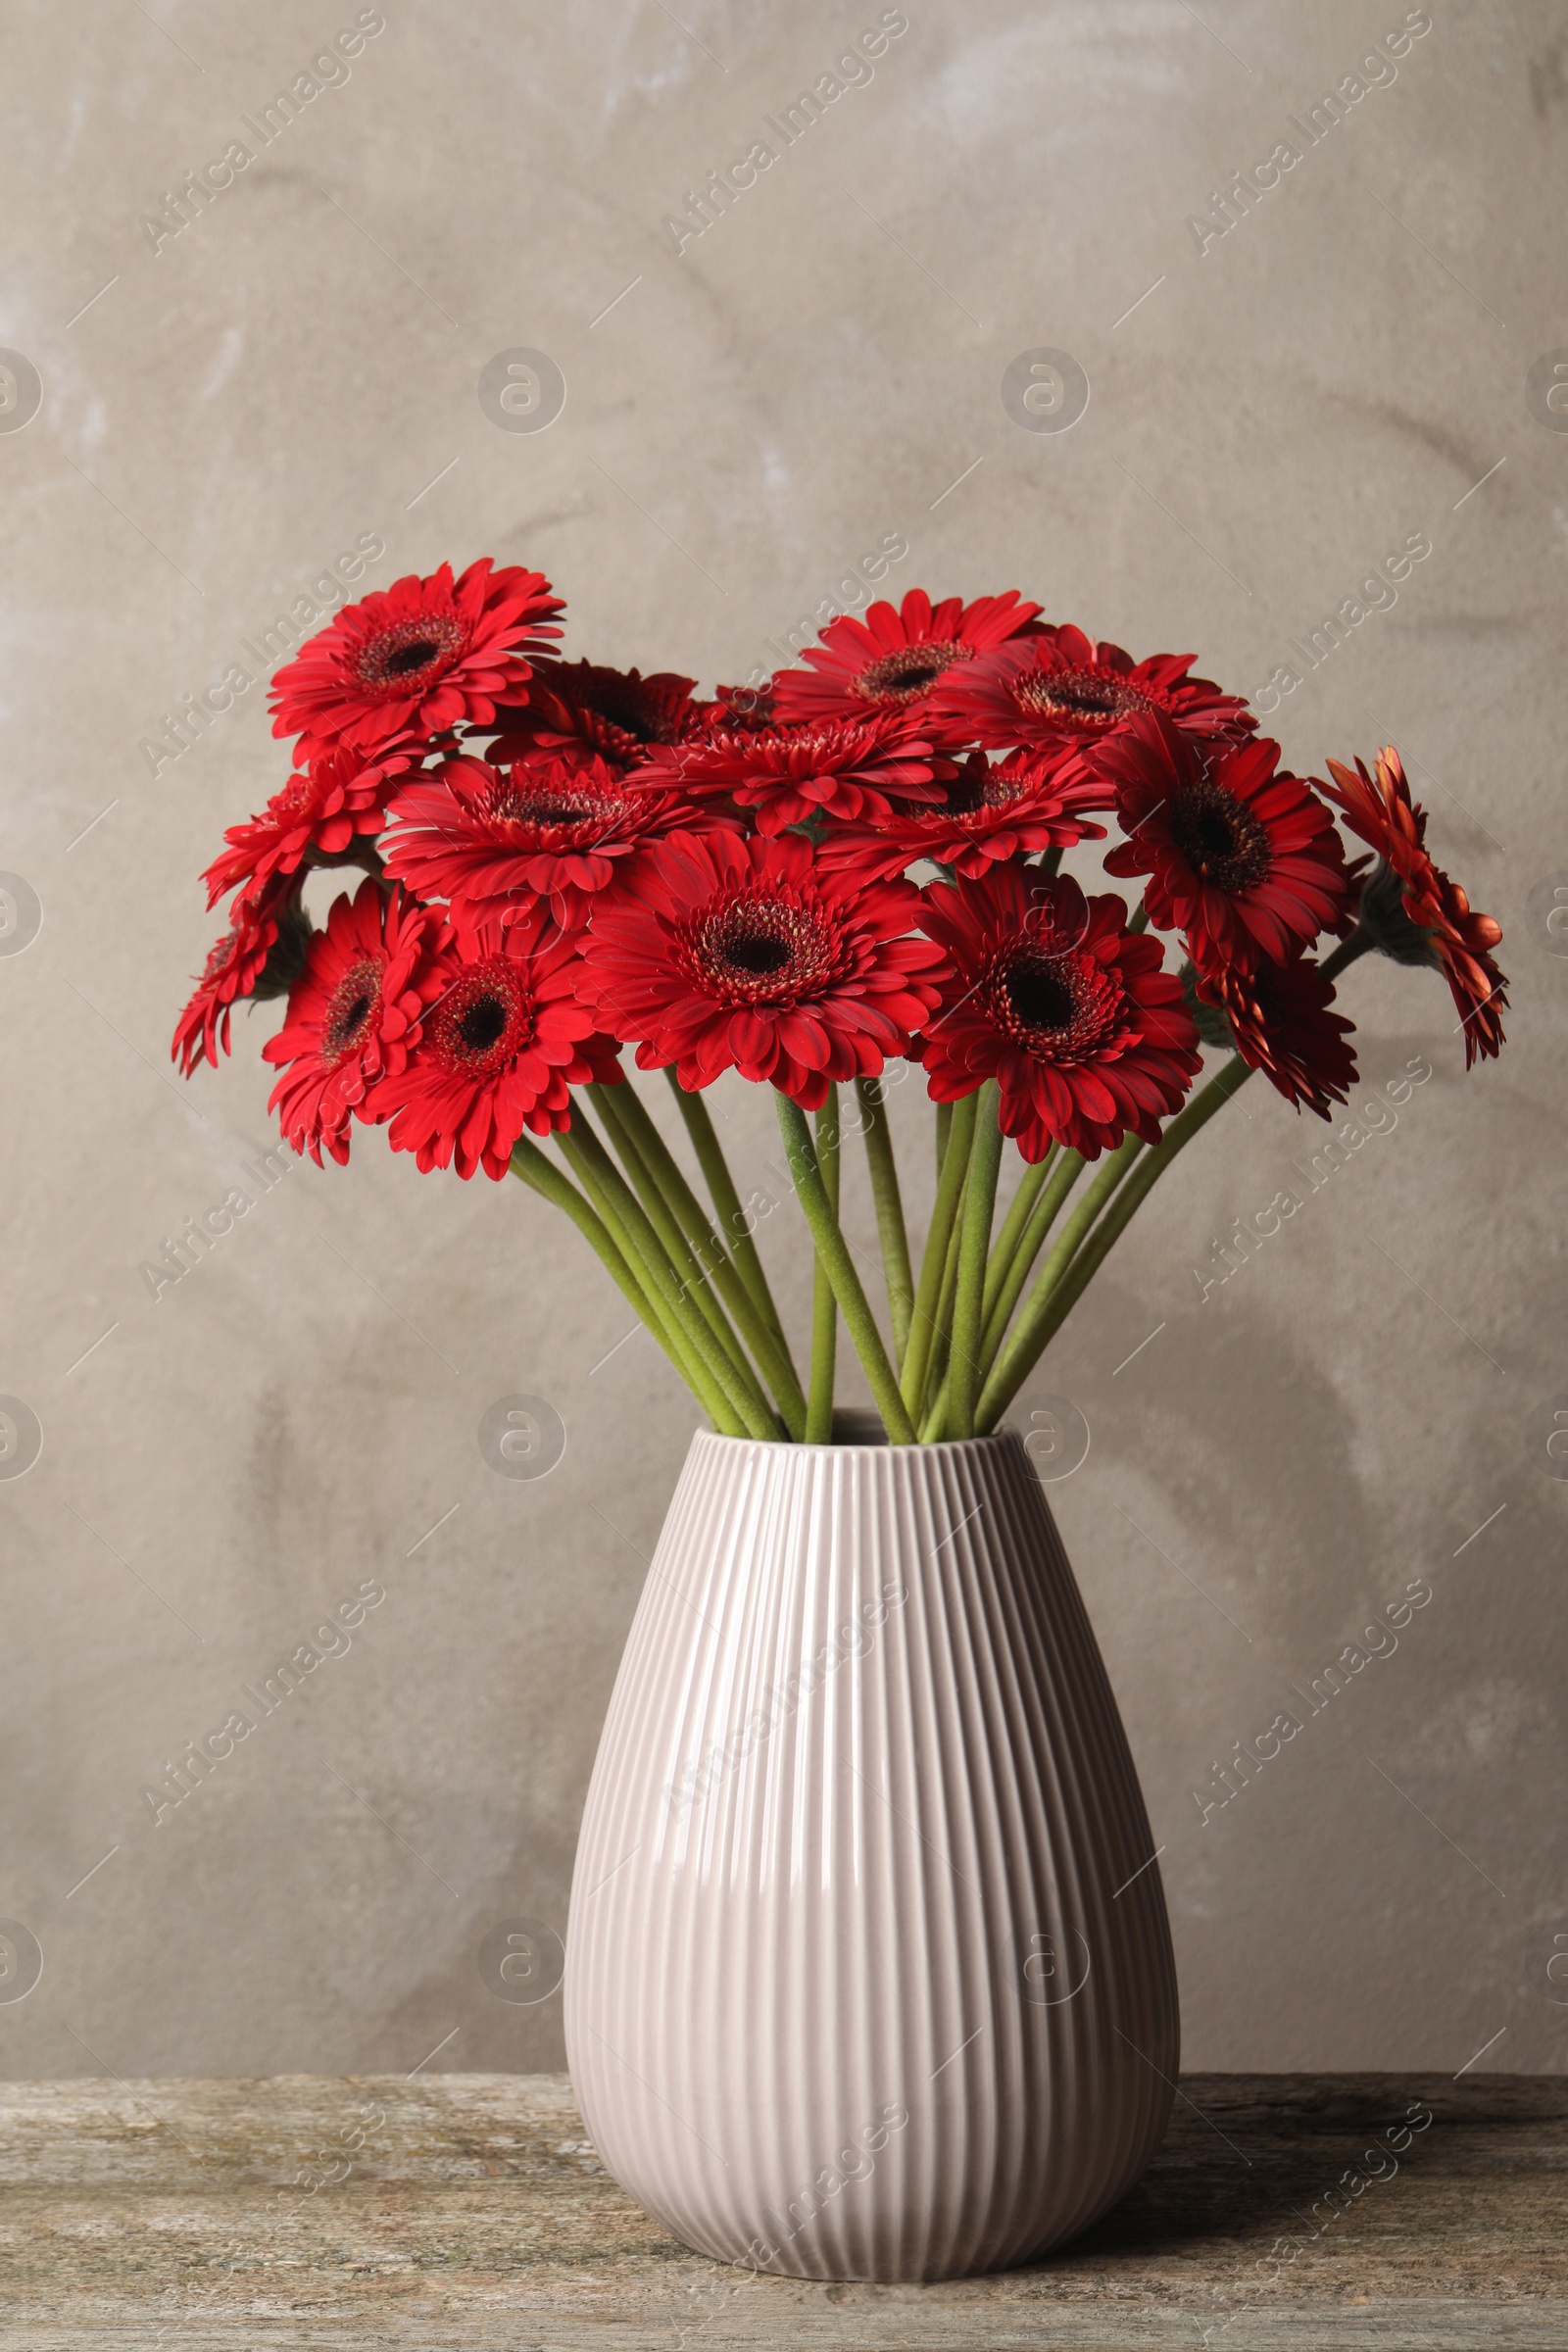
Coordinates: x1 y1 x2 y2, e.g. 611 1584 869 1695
564 1426 1177 2281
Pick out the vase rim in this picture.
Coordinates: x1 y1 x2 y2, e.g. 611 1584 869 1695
690 1427 1025 1455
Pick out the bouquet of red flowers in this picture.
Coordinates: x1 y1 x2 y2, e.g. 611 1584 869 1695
173 562 1507 1446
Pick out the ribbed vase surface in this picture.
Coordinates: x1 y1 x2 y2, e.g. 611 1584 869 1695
563 1429 1177 2282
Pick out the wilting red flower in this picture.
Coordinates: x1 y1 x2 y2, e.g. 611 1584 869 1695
585 829 948 1108
1196 954 1357 1119
817 748 1111 881
372 911 620 1181
172 876 294 1074
261 882 440 1165
1099 714 1348 974
202 743 416 909
382 752 702 935
1322 746 1508 1065
935 624 1254 762
485 660 700 771
657 713 949 834
916 867 1200 1161
770 588 1043 724
270 561 563 762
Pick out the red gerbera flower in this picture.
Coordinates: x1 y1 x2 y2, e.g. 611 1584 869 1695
585 829 948 1109
261 882 440 1165
172 875 295 1075
700 680 777 734
381 752 704 935
934 624 1254 761
1195 954 1357 1119
656 713 950 835
769 588 1043 724
372 911 620 1181
484 659 700 771
1321 746 1508 1066
1099 713 1349 974
202 742 416 909
916 867 1200 1161
270 560 563 763
816 748 1110 882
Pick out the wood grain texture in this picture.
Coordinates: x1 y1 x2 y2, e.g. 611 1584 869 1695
0 2073 1562 2349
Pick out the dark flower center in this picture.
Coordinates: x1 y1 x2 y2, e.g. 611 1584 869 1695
461 996 508 1051
855 639 971 706
584 680 673 744
988 940 1129 1066
686 890 843 1004
322 955 383 1062
431 961 529 1071
355 612 466 698
939 756 1028 820
1013 665 1146 730
487 769 626 841
1169 781 1271 892
724 932 792 975
1005 965 1075 1030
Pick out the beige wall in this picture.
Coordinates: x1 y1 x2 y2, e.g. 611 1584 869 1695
2 0 1564 2084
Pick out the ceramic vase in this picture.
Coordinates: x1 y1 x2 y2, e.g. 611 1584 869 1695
563 1425 1177 2281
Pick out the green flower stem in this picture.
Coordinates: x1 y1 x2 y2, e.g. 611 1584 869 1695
915 1189 973 1441
806 1087 841 1444
594 1083 806 1439
587 1087 784 1440
916 1174 970 1438
774 1095 917 1446
509 1140 689 1382
977 1149 1098 1375
1318 926 1379 985
901 1091 978 1422
976 1136 1144 1428
544 1136 745 1435
554 1128 745 1436
558 1124 768 1440
944 1083 1004 1442
663 1070 791 1352
981 1149 1054 1317
935 1099 953 1183
854 1074 915 1369
919 1152 1076 1441
977 1057 1254 1432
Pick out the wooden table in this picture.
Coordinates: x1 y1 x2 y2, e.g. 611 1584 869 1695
0 2073 1561 2348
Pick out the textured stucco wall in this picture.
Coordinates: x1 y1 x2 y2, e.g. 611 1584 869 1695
1 0 1564 2084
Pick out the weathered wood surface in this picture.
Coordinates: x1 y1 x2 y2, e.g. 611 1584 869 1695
0 2072 1561 2349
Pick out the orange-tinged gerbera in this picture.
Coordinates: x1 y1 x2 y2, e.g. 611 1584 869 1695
1321 746 1507 1066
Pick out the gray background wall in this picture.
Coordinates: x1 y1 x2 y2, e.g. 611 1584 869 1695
3 0 1564 2084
